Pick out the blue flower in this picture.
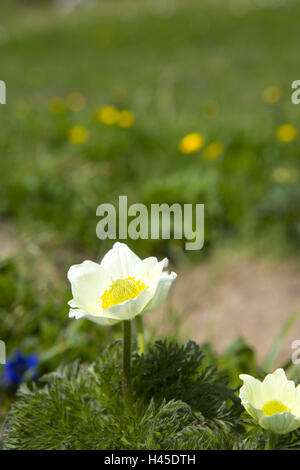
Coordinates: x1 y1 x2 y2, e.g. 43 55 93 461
3 350 39 387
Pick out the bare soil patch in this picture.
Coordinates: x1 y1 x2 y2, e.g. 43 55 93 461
148 251 300 365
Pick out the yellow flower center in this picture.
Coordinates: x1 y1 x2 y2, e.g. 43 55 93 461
100 277 148 310
262 400 291 416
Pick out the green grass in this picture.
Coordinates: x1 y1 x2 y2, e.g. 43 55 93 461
0 0 300 425
1 0 300 260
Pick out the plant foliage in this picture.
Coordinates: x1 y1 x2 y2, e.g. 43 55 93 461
2 341 235 449
3 340 300 450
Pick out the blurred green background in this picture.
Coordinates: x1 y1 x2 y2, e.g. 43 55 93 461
0 0 300 410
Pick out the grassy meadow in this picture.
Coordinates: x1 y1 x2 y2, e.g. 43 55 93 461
0 0 300 448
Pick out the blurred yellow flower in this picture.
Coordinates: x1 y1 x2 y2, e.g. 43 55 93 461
203 141 224 160
276 124 298 142
263 86 282 104
97 105 120 125
179 133 204 154
66 92 86 112
272 167 297 184
68 125 89 145
117 110 135 128
49 96 65 115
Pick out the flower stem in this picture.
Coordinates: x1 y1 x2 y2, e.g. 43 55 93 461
122 320 132 409
265 431 277 450
136 315 145 355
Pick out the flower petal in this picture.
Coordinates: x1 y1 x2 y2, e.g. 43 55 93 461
243 402 265 422
261 368 296 406
100 242 141 279
68 304 87 320
68 306 119 325
259 412 300 434
103 289 152 321
239 374 264 409
134 256 168 294
67 260 111 316
67 244 177 324
143 271 177 313
291 385 300 417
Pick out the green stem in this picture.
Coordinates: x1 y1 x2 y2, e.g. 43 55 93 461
136 315 145 355
265 431 277 450
123 320 132 409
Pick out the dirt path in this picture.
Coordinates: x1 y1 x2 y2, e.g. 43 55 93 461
148 251 300 365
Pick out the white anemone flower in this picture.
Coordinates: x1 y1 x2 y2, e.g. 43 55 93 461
239 368 300 434
67 242 177 325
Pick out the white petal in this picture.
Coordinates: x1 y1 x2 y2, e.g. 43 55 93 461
67 260 111 316
143 271 177 313
102 289 152 321
68 297 125 321
261 368 296 406
135 256 168 294
242 402 264 422
259 412 300 434
100 242 141 279
239 374 263 408
68 305 87 320
69 307 119 326
291 385 300 417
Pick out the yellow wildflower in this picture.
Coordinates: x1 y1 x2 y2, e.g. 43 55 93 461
203 141 224 160
263 86 282 104
97 106 120 125
68 125 89 145
276 124 298 142
117 110 135 128
179 133 204 154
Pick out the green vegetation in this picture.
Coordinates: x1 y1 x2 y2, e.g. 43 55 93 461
1 0 300 259
0 0 300 449
3 341 300 450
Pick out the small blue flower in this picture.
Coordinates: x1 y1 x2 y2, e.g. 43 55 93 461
3 350 39 387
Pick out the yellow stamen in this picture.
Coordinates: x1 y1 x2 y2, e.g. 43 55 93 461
100 277 148 310
262 400 291 416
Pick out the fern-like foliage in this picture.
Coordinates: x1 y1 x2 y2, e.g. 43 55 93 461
3 340 300 450
132 340 242 428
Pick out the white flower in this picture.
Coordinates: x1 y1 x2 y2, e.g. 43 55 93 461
239 368 300 434
67 242 177 325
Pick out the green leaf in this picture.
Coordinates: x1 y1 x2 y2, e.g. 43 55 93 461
263 313 299 373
